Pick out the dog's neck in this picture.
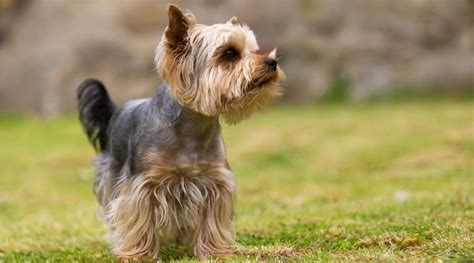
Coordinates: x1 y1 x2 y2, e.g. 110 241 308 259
155 83 222 153
176 107 220 144
174 99 222 160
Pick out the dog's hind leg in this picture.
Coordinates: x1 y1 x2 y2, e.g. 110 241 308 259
93 154 115 211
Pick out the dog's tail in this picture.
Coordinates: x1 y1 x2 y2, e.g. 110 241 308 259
77 79 116 152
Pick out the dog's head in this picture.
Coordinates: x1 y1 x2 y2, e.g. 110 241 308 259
155 4 285 124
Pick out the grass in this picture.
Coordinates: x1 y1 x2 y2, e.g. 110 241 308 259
0 101 473 261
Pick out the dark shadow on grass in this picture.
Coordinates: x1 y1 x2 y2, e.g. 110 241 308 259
0 246 117 262
159 243 193 261
0 243 197 262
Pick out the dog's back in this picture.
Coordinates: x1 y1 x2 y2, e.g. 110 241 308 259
76 81 182 205
77 79 156 206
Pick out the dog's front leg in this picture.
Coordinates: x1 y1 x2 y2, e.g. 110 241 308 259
105 176 162 260
191 176 237 259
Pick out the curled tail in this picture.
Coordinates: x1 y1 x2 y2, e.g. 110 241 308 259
77 79 116 152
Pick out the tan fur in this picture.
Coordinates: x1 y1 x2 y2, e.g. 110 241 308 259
155 5 285 124
98 149 237 259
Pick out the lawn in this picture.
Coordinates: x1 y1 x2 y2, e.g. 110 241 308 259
0 101 473 261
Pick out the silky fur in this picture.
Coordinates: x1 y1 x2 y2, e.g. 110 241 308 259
78 3 285 260
97 150 236 259
155 5 285 124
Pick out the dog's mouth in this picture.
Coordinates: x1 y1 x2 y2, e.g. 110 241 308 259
248 75 278 90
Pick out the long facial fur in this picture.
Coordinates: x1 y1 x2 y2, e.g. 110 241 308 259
155 6 285 124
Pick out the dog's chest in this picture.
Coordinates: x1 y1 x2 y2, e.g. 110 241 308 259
172 152 224 177
142 141 228 180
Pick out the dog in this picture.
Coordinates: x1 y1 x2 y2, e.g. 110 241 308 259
77 4 284 259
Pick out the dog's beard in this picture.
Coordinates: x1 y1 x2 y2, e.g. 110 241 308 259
204 66 284 124
219 63 285 124
221 66 285 124
221 79 283 124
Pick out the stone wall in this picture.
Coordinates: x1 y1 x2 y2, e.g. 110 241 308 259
0 0 472 115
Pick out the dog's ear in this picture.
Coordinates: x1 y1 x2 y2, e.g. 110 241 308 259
165 4 191 49
227 16 238 25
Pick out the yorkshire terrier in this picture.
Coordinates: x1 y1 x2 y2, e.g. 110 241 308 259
77 4 284 259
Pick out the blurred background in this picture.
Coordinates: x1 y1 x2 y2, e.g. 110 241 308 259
0 0 472 115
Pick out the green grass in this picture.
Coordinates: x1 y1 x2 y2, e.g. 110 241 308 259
0 101 473 261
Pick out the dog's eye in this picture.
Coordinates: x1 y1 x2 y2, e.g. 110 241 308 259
224 49 238 60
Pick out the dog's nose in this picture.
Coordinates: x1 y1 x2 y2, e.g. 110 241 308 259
265 59 277 71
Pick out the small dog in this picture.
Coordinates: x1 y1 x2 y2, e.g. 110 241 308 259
77 4 284 259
